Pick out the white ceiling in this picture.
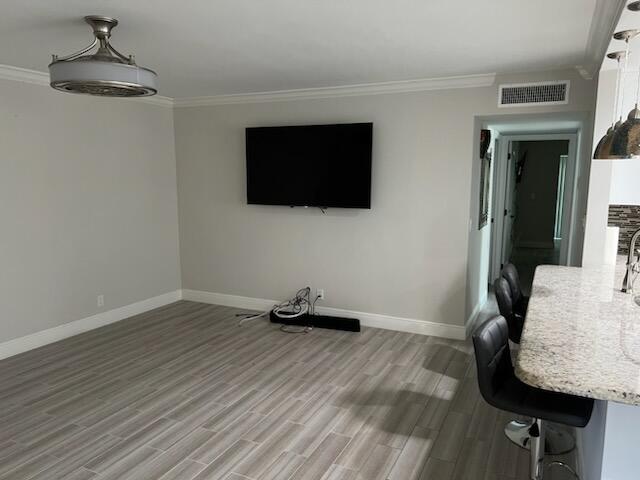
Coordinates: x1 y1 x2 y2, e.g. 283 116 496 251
0 0 604 98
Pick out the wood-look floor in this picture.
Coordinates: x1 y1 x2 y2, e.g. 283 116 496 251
0 301 576 480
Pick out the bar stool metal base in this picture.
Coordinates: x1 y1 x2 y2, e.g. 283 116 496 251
505 420 575 455
527 419 581 480
546 461 579 479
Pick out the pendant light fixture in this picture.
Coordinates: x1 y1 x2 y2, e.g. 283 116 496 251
594 51 626 159
612 29 640 158
593 29 637 159
49 16 157 97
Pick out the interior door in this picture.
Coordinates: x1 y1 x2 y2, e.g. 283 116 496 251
501 142 518 267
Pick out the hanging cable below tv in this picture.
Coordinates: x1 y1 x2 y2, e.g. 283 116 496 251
237 286 360 332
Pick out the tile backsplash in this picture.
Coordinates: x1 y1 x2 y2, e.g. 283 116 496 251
608 204 640 255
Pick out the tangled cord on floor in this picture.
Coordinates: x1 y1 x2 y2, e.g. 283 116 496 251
279 324 312 334
235 287 317 334
275 287 313 334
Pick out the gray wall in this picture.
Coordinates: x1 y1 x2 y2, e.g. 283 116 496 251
600 402 640 480
513 140 568 248
175 69 596 329
579 400 606 480
0 79 181 342
0 68 594 342
175 92 472 326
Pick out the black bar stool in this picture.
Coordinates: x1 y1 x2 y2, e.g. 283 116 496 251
502 263 529 317
494 276 530 451
473 316 593 479
494 270 574 455
494 276 524 344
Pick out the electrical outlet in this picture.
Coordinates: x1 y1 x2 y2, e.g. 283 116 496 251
97 295 104 308
317 289 325 300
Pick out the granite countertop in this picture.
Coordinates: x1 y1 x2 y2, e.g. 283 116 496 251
515 258 640 405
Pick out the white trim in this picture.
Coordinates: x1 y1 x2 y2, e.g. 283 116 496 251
489 132 580 272
0 65 495 108
183 289 276 312
0 290 182 360
172 73 497 107
575 65 594 81
316 305 465 340
580 0 627 79
489 135 503 281
465 298 485 338
182 289 467 340
498 80 570 108
0 64 49 86
130 94 174 108
0 64 174 107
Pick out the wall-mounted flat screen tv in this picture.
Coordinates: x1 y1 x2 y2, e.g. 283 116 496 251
246 122 372 209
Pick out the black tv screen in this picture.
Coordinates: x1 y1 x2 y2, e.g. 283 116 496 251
246 122 372 209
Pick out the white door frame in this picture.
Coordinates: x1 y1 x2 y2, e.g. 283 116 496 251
489 136 501 282
489 133 578 281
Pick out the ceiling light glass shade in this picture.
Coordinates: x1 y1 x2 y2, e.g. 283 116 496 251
49 60 157 97
48 16 157 97
610 106 640 158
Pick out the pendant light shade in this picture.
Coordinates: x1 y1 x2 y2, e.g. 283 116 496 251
610 29 640 158
49 16 157 97
594 125 617 159
594 51 627 159
594 28 639 158
611 106 640 158
594 5 640 159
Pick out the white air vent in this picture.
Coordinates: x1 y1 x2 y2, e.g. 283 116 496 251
498 80 570 107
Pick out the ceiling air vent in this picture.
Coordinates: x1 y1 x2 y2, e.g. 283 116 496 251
498 81 570 107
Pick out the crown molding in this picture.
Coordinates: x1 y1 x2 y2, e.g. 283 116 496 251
131 94 174 107
0 64 174 107
580 0 627 80
0 64 49 86
173 73 497 108
575 65 595 81
0 63 496 108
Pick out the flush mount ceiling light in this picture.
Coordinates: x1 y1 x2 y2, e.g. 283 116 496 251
48 16 157 97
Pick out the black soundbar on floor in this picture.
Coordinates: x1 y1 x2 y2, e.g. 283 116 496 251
269 310 360 332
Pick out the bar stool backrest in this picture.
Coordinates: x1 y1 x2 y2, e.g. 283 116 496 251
502 263 524 306
472 315 513 407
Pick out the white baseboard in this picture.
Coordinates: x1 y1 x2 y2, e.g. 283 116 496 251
0 290 183 361
465 298 486 338
182 289 466 340
183 289 275 312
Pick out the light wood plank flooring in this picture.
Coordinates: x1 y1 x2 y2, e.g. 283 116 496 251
0 301 576 479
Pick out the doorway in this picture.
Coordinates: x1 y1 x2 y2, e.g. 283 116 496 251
490 134 578 293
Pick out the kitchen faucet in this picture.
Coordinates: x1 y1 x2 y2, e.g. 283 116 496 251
622 228 640 294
